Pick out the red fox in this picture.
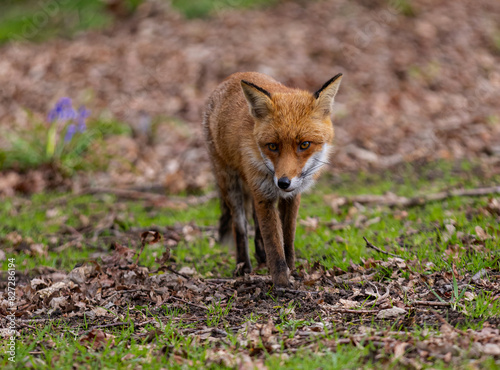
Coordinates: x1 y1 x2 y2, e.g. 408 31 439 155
203 72 342 287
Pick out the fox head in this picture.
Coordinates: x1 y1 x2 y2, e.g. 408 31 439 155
241 74 342 197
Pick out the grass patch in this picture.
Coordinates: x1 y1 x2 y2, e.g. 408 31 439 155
171 0 279 19
0 116 132 174
0 0 111 44
2 160 499 274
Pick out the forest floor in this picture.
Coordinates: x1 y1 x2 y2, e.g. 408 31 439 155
1 0 500 368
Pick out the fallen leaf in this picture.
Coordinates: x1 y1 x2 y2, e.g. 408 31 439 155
482 343 500 356
339 299 359 309
299 216 319 231
377 307 407 319
475 226 489 241
79 329 115 350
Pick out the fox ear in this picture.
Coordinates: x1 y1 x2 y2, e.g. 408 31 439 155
241 80 273 119
314 73 343 116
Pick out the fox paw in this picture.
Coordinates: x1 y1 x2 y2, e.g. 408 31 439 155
272 271 291 288
233 262 252 277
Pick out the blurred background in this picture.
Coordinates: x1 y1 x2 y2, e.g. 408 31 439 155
0 0 499 195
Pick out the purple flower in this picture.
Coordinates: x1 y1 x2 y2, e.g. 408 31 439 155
64 124 77 143
48 97 77 123
47 97 90 143
76 106 90 133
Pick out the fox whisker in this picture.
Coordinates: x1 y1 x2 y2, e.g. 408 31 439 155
314 158 330 166
301 161 326 178
264 162 274 175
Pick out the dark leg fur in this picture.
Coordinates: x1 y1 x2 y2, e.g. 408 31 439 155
224 171 252 275
253 203 267 265
218 200 233 246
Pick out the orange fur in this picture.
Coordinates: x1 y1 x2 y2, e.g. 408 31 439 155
203 72 342 287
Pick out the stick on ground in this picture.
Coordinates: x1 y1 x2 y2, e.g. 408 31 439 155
363 237 399 258
333 186 500 208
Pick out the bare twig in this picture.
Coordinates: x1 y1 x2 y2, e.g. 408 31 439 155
77 188 216 207
17 322 38 330
166 296 208 311
430 309 467 335
410 301 451 307
363 237 399 258
203 278 234 286
329 308 380 314
274 288 321 295
101 289 147 304
17 318 56 324
47 187 179 208
166 266 190 280
326 220 355 230
79 319 155 335
134 244 147 266
365 282 391 306
85 322 129 331
82 187 169 201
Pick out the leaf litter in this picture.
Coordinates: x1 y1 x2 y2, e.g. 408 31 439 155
1 0 500 367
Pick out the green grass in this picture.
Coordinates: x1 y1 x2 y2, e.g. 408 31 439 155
0 117 132 174
0 0 280 43
4 317 369 369
387 0 416 17
206 295 234 327
0 0 111 44
171 0 279 19
3 298 372 369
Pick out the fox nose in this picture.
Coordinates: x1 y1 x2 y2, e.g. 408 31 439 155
277 177 291 189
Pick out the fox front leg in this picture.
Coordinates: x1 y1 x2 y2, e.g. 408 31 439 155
253 195 290 287
216 167 252 275
252 202 267 265
278 194 300 271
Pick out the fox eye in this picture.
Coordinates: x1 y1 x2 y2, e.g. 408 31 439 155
299 141 311 150
267 143 278 151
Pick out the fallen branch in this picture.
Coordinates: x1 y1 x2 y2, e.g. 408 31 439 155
17 322 38 330
363 237 399 258
274 288 321 295
81 187 217 207
430 309 467 335
79 319 155 335
203 278 234 284
330 186 500 208
82 187 170 201
84 322 129 331
410 301 451 307
326 220 354 231
329 308 380 314
166 266 190 280
365 282 391 306
167 296 208 311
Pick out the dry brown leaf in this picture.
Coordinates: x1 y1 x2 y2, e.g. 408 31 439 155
79 329 115 350
377 307 407 319
474 226 489 241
